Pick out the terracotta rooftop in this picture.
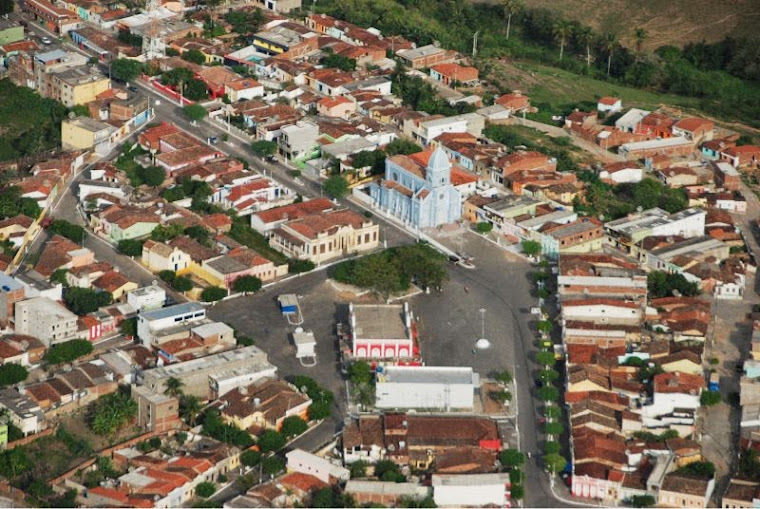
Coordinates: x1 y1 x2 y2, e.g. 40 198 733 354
92 270 130 293
653 372 703 395
253 198 334 225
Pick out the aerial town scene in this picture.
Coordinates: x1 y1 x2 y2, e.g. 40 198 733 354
0 0 758 506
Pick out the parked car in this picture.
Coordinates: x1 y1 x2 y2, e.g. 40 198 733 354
40 36 52 45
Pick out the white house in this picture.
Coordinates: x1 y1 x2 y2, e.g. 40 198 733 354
560 298 642 326
597 97 622 114
642 372 702 420
615 108 650 133
126 285 166 312
78 179 127 203
0 388 44 436
598 162 643 184
414 113 484 147
285 449 350 484
432 473 511 508
224 77 264 102
375 366 478 410
136 302 206 346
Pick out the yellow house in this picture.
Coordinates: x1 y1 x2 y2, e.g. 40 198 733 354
658 474 713 508
52 66 111 107
219 380 311 431
92 270 138 300
62 117 117 151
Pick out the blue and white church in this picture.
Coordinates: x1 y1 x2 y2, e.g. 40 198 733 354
369 147 462 229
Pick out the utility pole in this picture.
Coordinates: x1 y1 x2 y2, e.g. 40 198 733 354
472 30 479 59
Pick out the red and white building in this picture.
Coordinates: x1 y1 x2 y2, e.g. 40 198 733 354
349 302 418 360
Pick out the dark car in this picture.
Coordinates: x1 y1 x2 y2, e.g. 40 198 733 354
128 85 138 92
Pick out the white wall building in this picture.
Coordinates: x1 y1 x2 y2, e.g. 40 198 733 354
14 297 79 346
0 388 44 436
375 366 478 410
285 449 350 484
126 285 166 312
432 473 511 507
136 302 206 346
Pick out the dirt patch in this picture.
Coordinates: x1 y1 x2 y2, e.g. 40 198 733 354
481 382 512 415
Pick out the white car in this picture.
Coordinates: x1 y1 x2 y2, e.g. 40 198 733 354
41 37 52 45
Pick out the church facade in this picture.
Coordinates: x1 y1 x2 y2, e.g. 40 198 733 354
369 147 462 229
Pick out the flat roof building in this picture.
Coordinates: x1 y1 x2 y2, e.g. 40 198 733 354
15 296 78 346
375 366 479 410
140 345 274 400
350 302 415 360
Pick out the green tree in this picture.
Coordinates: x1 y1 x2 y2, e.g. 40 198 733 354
232 275 262 295
320 52 357 71
323 175 349 199
201 286 227 302
180 395 203 426
236 335 255 347
120 317 137 338
164 377 185 398
544 421 564 435
49 219 86 243
544 453 567 474
349 460 368 478
536 320 553 335
288 259 316 274
183 104 208 122
553 20 572 61
544 441 561 455
241 449 262 468
50 268 69 286
647 270 700 298
676 461 715 478
500 449 525 468
257 429 286 453
501 0 522 39
0 0 14 16
603 32 618 76
138 166 165 187
494 370 513 385
521 240 542 258
700 391 721 406
159 270 177 283
195 482 216 498
110 58 144 82
631 495 656 507
262 456 284 477
250 140 278 158
0 364 28 387
313 487 337 508
280 416 308 438
632 27 648 62
90 392 137 437
45 339 93 364
162 67 194 87
576 25 595 67
385 138 422 156
172 276 194 293
476 222 493 233
184 79 209 101
535 350 556 367
538 369 560 383
151 224 184 242
63 287 112 315
544 406 561 419
348 361 373 385
182 49 207 65
184 225 210 245
537 386 559 402
374 459 403 482
510 485 525 500
118 238 144 257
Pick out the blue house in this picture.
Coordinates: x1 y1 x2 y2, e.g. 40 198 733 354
369 147 462 229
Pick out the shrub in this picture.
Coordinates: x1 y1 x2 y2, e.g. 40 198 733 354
0 364 28 387
499 449 525 468
476 222 493 233
700 391 721 406
544 421 564 436
195 482 216 498
172 276 193 293
117 239 144 257
544 441 561 455
537 386 559 402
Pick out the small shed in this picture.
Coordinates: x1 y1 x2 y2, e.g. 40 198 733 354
293 327 316 359
278 294 299 314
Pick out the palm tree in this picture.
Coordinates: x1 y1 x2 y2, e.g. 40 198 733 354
575 26 594 68
632 27 648 62
501 0 523 40
180 395 203 427
553 20 572 61
603 32 618 76
164 377 185 398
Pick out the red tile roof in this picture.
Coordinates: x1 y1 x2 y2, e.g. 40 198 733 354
279 472 327 493
253 198 334 225
92 270 130 293
674 117 714 133
598 97 620 106
653 372 703 394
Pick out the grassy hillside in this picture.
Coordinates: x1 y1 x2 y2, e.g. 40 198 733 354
474 0 760 48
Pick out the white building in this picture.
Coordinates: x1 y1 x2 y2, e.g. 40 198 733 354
279 121 319 161
0 389 44 436
208 364 279 398
615 108 650 133
560 298 643 326
14 297 79 346
605 207 706 251
292 328 316 360
375 366 478 410
598 163 643 184
432 473 511 508
350 303 415 360
126 285 166 312
285 449 350 484
413 113 484 147
78 179 127 203
136 302 206 346
15 270 63 301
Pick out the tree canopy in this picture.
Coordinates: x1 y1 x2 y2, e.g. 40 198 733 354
251 140 277 157
0 364 28 387
183 104 208 122
117 239 144 257
200 286 227 302
182 49 207 65
110 59 144 82
647 271 700 299
323 175 350 199
232 276 262 294
63 287 112 315
90 392 137 437
45 339 93 364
